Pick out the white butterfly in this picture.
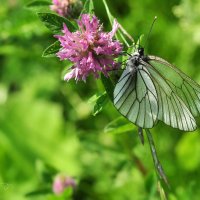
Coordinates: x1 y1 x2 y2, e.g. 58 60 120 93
114 47 200 131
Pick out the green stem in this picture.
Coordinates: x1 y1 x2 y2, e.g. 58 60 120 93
118 29 130 48
102 0 133 48
118 24 135 43
145 129 169 188
102 0 113 25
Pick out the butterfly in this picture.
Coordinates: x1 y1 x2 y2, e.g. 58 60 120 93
113 47 200 132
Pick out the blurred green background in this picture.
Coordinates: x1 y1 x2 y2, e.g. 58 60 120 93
1 0 200 199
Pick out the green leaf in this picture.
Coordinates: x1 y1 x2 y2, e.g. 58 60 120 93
88 92 104 103
37 13 76 34
104 117 135 134
62 188 73 198
101 74 114 101
26 0 51 8
93 93 108 116
88 92 108 116
80 0 94 15
89 0 94 13
42 41 60 57
25 188 51 197
48 188 73 200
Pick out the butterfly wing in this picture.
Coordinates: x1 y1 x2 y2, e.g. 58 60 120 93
142 56 197 131
148 56 200 117
113 65 158 128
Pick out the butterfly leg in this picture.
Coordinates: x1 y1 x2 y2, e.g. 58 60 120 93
138 127 144 145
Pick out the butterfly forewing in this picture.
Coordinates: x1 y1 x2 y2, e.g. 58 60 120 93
114 65 158 128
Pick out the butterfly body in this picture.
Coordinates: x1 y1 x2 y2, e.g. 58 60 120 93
114 47 199 131
127 48 147 71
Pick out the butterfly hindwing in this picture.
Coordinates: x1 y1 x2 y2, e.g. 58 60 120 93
148 56 200 117
114 65 158 128
143 57 197 131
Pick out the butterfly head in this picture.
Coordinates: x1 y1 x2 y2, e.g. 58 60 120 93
132 47 145 57
131 47 145 59
138 47 144 56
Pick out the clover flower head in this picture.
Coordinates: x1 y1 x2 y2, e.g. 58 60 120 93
50 0 69 17
50 0 82 17
55 14 123 81
52 175 76 195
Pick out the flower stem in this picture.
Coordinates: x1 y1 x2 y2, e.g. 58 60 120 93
102 0 113 25
145 129 169 188
118 24 135 43
102 0 133 48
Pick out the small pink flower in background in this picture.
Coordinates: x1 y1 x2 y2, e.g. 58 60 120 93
55 14 123 82
51 0 69 17
53 175 76 195
50 0 82 17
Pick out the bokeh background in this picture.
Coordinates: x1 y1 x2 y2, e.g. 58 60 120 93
1 0 200 199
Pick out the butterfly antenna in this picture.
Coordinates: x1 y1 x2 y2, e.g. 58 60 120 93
144 16 157 49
